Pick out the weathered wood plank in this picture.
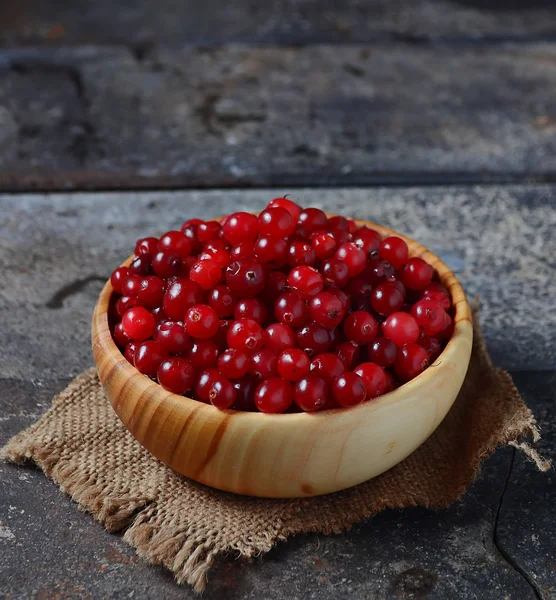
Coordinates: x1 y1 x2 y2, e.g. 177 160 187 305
2 0 556 47
2 43 556 190
0 186 554 378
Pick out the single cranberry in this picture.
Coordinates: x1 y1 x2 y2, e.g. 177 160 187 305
260 270 288 305
327 215 349 232
335 242 366 277
157 357 196 394
208 285 235 318
328 229 351 245
382 312 420 347
199 245 230 269
326 288 350 313
379 236 408 269
288 241 316 267
288 266 324 299
226 258 266 297
418 333 442 360
343 311 378 345
254 235 288 267
136 276 164 309
217 349 250 379
234 298 268 323
110 267 129 294
411 298 446 336
113 321 131 347
321 258 350 288
265 323 296 352
254 378 293 413
134 340 167 378
354 363 388 399
421 282 451 310
232 375 258 411
197 221 221 243
294 374 328 412
352 228 381 255
159 230 193 259
121 306 156 341
184 304 220 339
345 277 373 311
368 337 398 367
436 312 453 340
250 349 278 379
309 292 346 328
222 212 259 246
151 306 168 325
124 342 138 364
152 250 183 279
274 292 307 328
311 232 336 260
195 368 221 403
180 220 203 254
297 208 328 236
395 343 430 381
129 254 152 276
277 349 311 381
163 279 205 321
267 197 302 222
122 274 142 296
187 340 219 368
336 341 361 370
331 372 367 407
384 371 396 392
155 321 190 354
296 321 332 356
189 258 222 291
208 377 236 409
371 283 404 316
401 257 434 291
258 207 296 238
135 237 159 256
310 353 344 383
227 319 265 353
347 219 358 234
116 295 139 318
385 275 407 300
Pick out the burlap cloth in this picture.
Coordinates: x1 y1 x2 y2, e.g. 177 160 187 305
1 316 550 592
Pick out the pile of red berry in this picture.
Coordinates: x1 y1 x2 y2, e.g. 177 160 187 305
109 198 453 413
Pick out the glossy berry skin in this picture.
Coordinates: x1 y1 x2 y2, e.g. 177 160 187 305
336 341 361 370
189 258 222 291
122 274 142 297
226 258 266 297
326 288 350 313
200 240 231 268
436 312 453 340
411 298 446 336
335 242 366 277
227 319 265 353
382 312 420 347
157 357 196 394
294 374 328 412
309 292 346 328
208 285 235 318
259 270 287 305
197 221 221 243
155 321 191 354
297 208 328 236
134 340 167 378
287 266 324 299
254 235 288 267
288 241 316 267
311 232 336 260
421 282 451 311
395 343 430 381
135 237 159 256
136 276 164 308
353 228 381 255
277 349 311 382
267 197 302 222
195 369 221 403
419 334 442 360
158 230 193 259
124 342 138 364
254 377 293 413
222 212 260 246
258 207 296 237
321 259 350 288
296 321 332 356
345 278 373 312
250 349 278 379
116 295 139 318
232 376 258 411
184 304 220 339
129 254 152 276
235 298 268 323
379 236 409 270
151 306 168 325
110 267 129 294
113 321 131 347
354 363 388 399
371 283 404 316
265 323 296 352
331 372 367 407
343 311 378 345
328 215 349 231
230 242 254 260
122 306 156 341
401 257 434 291
187 340 219 368
208 377 236 409
310 353 344 383
368 337 398 367
274 292 308 328
217 349 250 379
163 279 205 321
152 250 184 279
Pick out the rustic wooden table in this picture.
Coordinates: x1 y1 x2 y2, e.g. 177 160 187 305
0 2 555 599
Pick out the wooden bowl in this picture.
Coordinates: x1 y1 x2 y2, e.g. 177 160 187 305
92 219 473 498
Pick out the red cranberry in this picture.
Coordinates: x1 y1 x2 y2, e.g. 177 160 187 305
155 321 190 354
436 312 453 340
116 295 139 318
327 215 349 231
157 357 196 394
124 342 138 364
354 363 388 399
226 258 266 297
208 285 235 318
163 279 205 321
113 321 131 347
134 340 167 378
309 292 346 328
419 334 442 360
277 349 311 382
235 297 268 323
267 197 302 222
321 258 349 288
135 237 159 256
122 274 142 296
189 258 222 291
254 235 288 267
136 276 164 309
382 312 420 347
310 353 344 383
384 371 396 392
152 250 183 279
208 377 236 409
230 242 254 260
331 372 367 407
371 283 404 316
411 298 446 336
122 306 156 341
326 288 350 313
227 319 265 353
288 241 316 267
187 340 219 368
213 319 231 351
368 337 398 367
343 311 378 345
345 277 373 311
421 282 451 311
232 376 258 411
216 349 249 379
311 232 336 260
395 343 430 381
222 212 259 246
159 230 193 259
255 378 293 413
287 266 324 299
129 254 153 276
110 267 129 294
336 341 361 370
274 292 308 327
260 270 288 305
353 228 381 254
184 304 219 339
379 236 408 269
294 374 328 412
250 349 278 379
258 207 296 237
401 258 434 291
296 321 332 356
195 368 221 403
197 221 221 243
335 242 366 277
265 323 296 352
297 208 328 236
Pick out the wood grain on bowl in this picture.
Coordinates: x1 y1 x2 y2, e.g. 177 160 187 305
91 219 473 498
